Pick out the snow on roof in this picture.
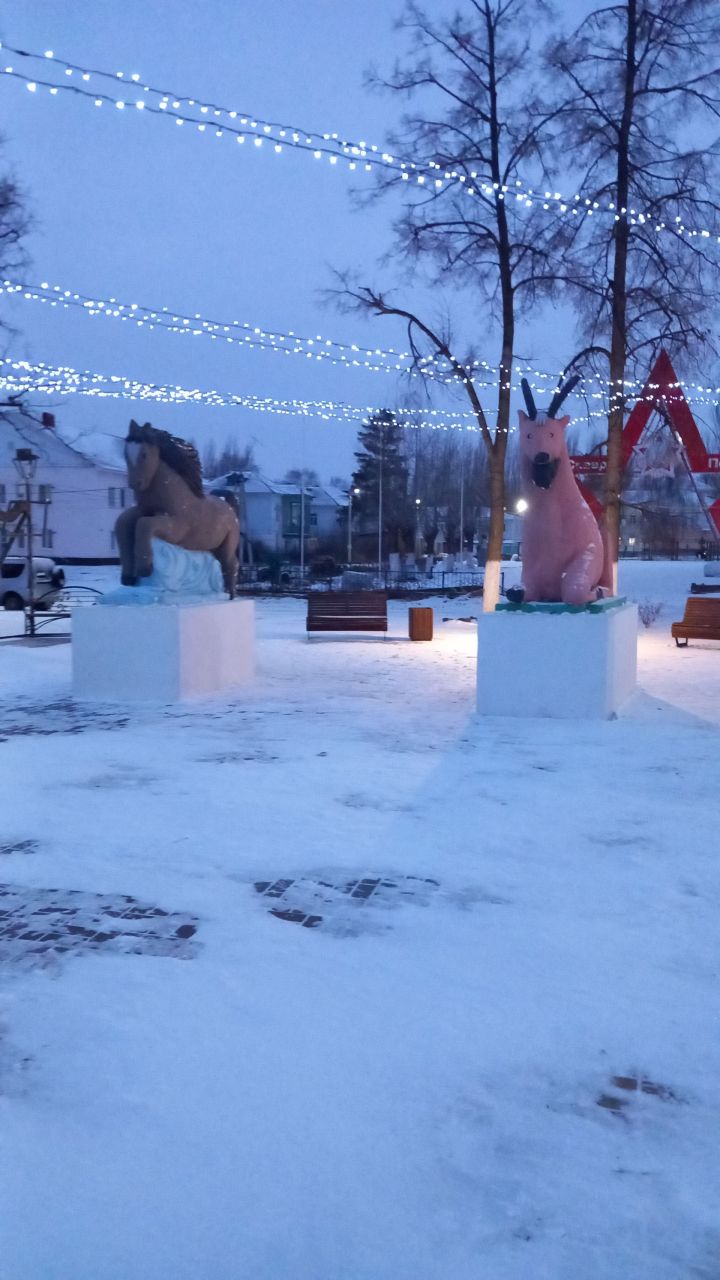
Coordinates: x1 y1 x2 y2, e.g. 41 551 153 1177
317 485 349 507
64 429 127 472
0 414 91 470
206 472 348 504
0 415 128 474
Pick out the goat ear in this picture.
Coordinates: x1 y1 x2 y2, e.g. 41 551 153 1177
518 409 531 426
556 415 570 430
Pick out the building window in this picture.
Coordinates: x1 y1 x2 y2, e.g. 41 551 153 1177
0 484 5 505
310 512 318 527
108 487 126 508
42 528 54 550
110 530 117 551
38 484 53 503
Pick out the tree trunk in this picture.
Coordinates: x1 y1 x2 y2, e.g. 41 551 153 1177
483 448 506 612
604 0 636 595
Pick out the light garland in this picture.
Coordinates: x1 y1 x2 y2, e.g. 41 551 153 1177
1 356 716 440
0 278 445 381
3 40 719 246
3 277 719 407
0 355 486 430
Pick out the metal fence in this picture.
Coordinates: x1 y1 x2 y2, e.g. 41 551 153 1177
236 566 502 595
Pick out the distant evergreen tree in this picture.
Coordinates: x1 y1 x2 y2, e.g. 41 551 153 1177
351 410 410 552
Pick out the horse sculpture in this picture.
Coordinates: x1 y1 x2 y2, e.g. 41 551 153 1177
508 375 611 606
115 420 240 597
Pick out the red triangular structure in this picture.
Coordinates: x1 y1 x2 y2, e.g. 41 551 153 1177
571 349 720 534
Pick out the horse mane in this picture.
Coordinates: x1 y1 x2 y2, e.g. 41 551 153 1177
126 420 204 497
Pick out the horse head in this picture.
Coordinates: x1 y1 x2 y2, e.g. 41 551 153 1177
518 375 581 490
124 421 161 493
124 419 204 499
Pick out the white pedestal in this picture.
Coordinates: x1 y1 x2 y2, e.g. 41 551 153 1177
72 600 254 702
477 602 637 719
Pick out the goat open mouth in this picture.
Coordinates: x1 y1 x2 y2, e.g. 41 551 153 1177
531 457 559 490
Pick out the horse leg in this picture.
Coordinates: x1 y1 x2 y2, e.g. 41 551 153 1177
214 526 239 598
115 507 142 585
134 515 189 578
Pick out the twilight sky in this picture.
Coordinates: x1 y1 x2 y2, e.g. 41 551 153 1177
1 0 616 481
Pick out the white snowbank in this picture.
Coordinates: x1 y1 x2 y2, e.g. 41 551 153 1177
0 560 718 1279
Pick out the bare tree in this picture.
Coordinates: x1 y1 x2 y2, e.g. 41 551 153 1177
202 437 258 479
336 0 558 608
0 143 31 339
284 467 320 487
547 0 720 585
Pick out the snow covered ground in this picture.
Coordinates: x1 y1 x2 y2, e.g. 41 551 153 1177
1 561 718 1280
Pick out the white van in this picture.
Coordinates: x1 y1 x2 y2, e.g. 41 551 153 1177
0 557 66 610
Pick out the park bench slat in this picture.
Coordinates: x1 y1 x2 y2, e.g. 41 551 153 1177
671 597 720 646
306 591 388 634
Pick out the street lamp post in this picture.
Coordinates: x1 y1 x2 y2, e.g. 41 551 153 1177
414 497 422 557
347 486 360 565
299 471 306 584
377 439 384 582
14 448 39 637
459 442 465 560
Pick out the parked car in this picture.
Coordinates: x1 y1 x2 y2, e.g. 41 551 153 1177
0 557 66 610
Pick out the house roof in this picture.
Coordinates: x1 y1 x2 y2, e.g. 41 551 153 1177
62 429 127 472
0 414 126 474
207 471 348 506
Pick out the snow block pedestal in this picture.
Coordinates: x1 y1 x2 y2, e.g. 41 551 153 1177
477 600 637 719
72 600 254 702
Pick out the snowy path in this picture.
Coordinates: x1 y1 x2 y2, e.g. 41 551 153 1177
1 562 719 1279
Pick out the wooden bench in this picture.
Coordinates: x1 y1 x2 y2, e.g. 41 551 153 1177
671 597 720 647
306 591 388 636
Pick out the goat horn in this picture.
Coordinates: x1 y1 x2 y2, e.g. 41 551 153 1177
547 373 581 419
521 378 537 420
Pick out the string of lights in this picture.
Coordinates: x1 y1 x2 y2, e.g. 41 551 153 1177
0 355 485 430
1 357 716 439
0 279 446 381
3 40 719 246
3 277 720 405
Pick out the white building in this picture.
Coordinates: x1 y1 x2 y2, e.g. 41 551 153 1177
0 413 128 562
208 471 347 555
0 415 349 564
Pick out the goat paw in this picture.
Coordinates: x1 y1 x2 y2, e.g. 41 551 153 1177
506 586 525 604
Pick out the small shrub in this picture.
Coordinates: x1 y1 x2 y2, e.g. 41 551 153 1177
638 600 662 628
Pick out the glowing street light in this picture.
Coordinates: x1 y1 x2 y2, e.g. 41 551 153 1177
516 498 529 514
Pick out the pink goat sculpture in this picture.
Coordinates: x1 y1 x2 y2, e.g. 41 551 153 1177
507 375 611 606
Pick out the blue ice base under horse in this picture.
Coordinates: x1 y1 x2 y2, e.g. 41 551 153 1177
496 596 627 615
101 538 225 606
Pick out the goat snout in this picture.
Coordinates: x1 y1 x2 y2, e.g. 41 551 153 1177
533 451 551 465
